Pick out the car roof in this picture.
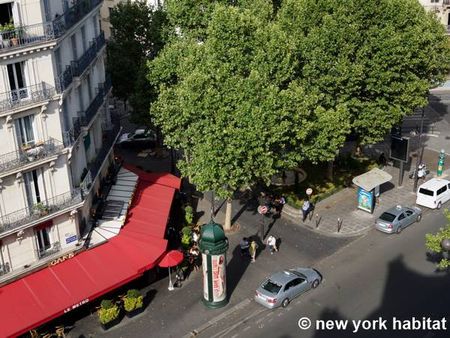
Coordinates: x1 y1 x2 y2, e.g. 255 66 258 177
419 178 450 190
382 205 411 216
267 270 298 284
135 128 146 134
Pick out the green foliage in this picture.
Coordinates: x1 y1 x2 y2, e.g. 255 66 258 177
149 1 349 200
98 299 120 324
184 205 194 225
123 289 144 312
276 157 377 208
181 226 192 249
0 21 15 32
425 210 450 270
278 0 450 144
107 0 168 125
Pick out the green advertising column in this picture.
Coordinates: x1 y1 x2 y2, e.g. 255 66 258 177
437 149 445 177
199 221 229 308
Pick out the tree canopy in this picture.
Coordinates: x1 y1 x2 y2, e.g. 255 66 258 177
148 0 450 228
149 1 350 197
278 0 450 144
107 0 167 124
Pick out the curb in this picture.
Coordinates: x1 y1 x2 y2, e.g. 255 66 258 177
182 298 252 337
281 209 370 238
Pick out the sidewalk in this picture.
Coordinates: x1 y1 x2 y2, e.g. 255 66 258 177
281 153 450 237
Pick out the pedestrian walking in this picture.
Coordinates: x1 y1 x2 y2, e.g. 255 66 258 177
266 235 278 254
249 240 258 263
240 237 250 256
302 200 311 222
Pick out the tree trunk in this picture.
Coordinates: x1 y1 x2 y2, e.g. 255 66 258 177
223 198 232 231
326 160 334 181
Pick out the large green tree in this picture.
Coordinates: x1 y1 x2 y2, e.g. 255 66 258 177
107 0 167 124
278 0 450 144
149 1 349 229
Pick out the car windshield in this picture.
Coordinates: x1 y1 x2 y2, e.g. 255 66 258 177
419 188 434 196
289 270 307 279
379 212 396 222
262 279 282 294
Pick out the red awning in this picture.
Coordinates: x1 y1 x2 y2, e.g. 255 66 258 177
0 168 180 337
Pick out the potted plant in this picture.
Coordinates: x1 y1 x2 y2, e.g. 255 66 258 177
97 299 121 330
121 289 144 318
0 21 16 46
33 202 49 216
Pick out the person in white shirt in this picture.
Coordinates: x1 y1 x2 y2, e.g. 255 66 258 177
266 235 278 254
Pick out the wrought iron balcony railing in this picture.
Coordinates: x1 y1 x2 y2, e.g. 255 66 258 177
80 86 105 127
0 189 82 235
0 0 102 54
0 22 55 52
0 138 64 175
53 0 103 38
55 32 106 92
37 241 62 259
72 32 105 77
80 121 120 195
0 82 55 112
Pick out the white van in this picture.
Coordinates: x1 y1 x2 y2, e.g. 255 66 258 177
416 178 450 209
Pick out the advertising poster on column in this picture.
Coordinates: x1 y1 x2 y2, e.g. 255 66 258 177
211 254 226 302
202 253 209 300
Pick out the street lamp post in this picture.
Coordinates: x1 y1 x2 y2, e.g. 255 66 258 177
413 107 426 192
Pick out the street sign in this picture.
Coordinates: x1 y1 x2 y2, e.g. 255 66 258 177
390 136 409 163
257 205 268 215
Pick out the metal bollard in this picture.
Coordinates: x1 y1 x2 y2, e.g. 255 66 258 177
337 218 343 233
315 213 321 228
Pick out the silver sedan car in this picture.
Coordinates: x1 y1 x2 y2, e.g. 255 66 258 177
255 268 322 309
375 205 422 234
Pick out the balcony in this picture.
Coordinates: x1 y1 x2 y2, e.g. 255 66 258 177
0 138 64 175
72 32 105 77
0 22 55 52
0 189 82 235
53 0 103 38
80 85 105 127
0 82 55 113
80 121 121 194
56 32 106 92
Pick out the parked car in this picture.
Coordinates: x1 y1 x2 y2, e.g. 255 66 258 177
116 128 157 148
254 268 321 309
416 178 450 209
375 205 422 234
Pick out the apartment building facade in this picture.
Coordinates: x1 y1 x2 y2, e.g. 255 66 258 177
0 0 118 284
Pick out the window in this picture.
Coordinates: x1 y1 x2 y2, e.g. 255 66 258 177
15 115 35 147
36 227 51 252
24 169 44 207
7 62 27 100
419 188 434 196
71 34 78 60
437 186 447 196
93 15 98 36
86 73 93 102
398 213 406 221
81 25 87 53
405 210 413 217
54 48 63 76
0 3 13 26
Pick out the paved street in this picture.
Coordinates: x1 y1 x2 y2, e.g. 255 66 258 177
198 209 450 338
